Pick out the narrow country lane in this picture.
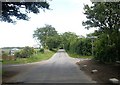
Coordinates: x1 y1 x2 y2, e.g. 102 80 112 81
3 49 96 83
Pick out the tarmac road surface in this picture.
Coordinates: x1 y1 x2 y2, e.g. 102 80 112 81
3 49 96 83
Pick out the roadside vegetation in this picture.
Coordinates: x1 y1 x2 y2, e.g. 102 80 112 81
33 25 93 59
2 49 54 64
68 53 93 59
83 2 120 63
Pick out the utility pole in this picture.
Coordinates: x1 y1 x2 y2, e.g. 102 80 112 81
87 36 97 57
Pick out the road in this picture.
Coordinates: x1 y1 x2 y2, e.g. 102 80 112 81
3 49 96 83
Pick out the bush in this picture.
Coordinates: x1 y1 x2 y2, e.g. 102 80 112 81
14 46 35 58
39 48 44 53
14 51 21 58
94 33 120 63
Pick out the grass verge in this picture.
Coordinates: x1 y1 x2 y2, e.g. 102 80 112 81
68 52 93 59
2 50 55 65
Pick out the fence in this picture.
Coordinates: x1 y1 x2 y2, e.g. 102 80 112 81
2 56 15 60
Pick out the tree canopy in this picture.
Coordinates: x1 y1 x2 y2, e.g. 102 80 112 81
33 25 92 56
46 35 61 50
33 24 58 48
82 2 120 31
1 1 50 23
83 2 120 62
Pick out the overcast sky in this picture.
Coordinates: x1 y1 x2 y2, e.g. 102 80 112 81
0 0 96 48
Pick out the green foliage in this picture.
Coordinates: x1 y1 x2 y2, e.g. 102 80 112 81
14 51 21 58
33 24 58 48
46 35 62 50
33 24 93 56
23 46 35 57
39 48 44 53
14 46 35 58
60 32 92 56
83 2 120 62
2 2 50 23
94 33 120 62
83 2 120 31
61 32 78 51
34 26 92 58
68 52 93 59
76 38 92 56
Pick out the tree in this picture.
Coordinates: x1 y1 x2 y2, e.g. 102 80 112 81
83 2 120 62
82 2 120 41
60 32 92 56
1 1 50 23
79 38 92 56
46 35 61 50
82 2 120 31
33 24 58 48
61 32 78 51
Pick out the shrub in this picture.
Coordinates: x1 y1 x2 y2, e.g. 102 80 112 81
14 51 21 58
39 48 44 53
14 46 35 58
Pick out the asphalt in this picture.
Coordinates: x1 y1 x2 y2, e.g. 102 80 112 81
3 49 96 83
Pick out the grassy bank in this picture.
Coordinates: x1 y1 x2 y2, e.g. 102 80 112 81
2 50 55 65
68 52 93 59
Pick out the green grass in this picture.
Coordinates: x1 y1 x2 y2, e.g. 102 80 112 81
2 51 55 65
68 53 93 59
